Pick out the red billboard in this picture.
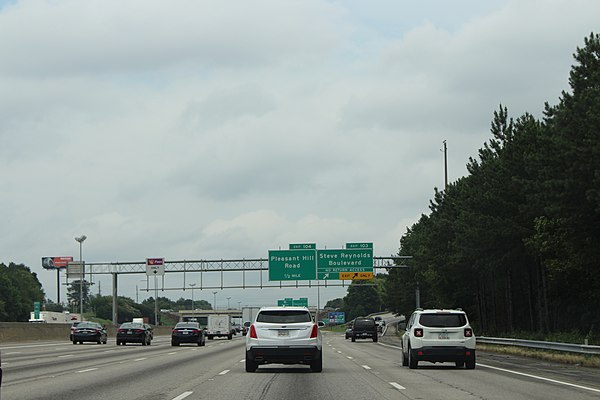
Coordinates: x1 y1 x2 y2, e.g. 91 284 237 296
42 256 74 269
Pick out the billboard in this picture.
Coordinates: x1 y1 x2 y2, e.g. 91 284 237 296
42 256 74 270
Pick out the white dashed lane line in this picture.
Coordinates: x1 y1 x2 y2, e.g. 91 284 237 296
219 370 230 375
77 368 98 373
362 365 372 370
171 392 193 400
390 382 406 391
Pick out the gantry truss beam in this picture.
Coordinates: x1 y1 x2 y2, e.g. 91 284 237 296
85 256 413 275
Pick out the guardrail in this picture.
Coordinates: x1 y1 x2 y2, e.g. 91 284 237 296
477 336 600 355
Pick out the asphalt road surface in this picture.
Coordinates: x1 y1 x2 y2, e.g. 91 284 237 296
1 331 599 400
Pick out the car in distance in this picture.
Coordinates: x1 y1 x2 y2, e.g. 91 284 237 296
345 323 353 339
69 321 82 341
351 317 378 342
116 322 152 346
245 306 322 372
171 322 206 346
242 321 251 336
401 308 476 369
72 322 107 344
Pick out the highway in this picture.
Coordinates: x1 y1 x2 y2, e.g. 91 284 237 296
1 332 599 400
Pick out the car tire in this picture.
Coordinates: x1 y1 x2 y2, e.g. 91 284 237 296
408 347 418 369
401 347 409 366
103 339 107 344
197 340 202 346
142 339 147 346
310 352 323 372
351 335 356 342
465 354 476 369
455 361 465 368
171 341 179 346
373 335 378 343
245 354 258 372
72 340 77 345
228 334 232 340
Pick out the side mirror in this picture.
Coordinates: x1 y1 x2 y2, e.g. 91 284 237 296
317 321 326 328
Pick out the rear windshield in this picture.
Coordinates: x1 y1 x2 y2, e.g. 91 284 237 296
119 323 144 329
256 310 312 323
175 322 199 329
354 319 375 327
419 313 466 327
76 322 99 329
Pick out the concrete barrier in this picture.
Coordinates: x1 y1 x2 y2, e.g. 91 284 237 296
0 322 175 343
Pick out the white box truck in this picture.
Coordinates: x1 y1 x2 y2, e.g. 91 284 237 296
206 314 232 340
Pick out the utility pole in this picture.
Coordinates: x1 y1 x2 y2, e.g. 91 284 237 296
443 140 448 189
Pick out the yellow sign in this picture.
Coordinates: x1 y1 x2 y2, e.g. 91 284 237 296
339 272 374 280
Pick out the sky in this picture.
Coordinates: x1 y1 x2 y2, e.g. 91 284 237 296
1 0 599 310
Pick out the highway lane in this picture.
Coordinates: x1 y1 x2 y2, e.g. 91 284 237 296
1 332 599 400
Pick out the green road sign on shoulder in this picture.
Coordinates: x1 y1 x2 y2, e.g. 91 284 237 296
317 248 373 280
290 243 316 250
346 242 373 249
269 249 316 281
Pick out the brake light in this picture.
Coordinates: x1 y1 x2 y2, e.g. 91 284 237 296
310 324 318 338
249 324 257 339
414 328 423 337
118 329 126 333
464 328 473 337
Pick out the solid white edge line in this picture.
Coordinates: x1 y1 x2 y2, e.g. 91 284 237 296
390 382 406 390
478 363 600 394
172 392 193 400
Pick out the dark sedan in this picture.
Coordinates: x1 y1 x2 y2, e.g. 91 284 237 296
171 322 206 346
116 322 152 346
72 322 107 344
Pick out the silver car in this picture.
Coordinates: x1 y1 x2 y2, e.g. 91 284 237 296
245 306 322 372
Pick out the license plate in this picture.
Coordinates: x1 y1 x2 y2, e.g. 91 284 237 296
439 332 449 339
278 330 289 337
183 331 189 335
127 331 133 335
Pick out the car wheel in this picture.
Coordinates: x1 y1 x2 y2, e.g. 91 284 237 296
465 354 476 369
373 335 378 343
401 346 409 366
79 341 83 345
408 347 418 369
197 340 202 346
351 335 356 342
171 341 179 346
245 353 258 372
103 338 107 344
310 351 323 372
147 339 151 346
228 334 232 340
72 340 77 345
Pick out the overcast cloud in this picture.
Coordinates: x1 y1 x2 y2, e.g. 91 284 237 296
1 0 598 308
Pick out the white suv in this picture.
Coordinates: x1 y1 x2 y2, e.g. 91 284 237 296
245 306 322 372
401 309 476 369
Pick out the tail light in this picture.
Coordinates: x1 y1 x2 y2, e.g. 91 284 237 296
464 328 473 337
118 329 126 333
414 328 423 337
249 324 258 339
310 324 318 338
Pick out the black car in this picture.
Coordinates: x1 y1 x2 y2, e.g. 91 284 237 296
171 322 206 346
242 321 251 336
116 322 152 346
72 322 107 344
351 317 378 342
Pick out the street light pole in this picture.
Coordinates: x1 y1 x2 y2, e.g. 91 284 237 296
189 283 196 310
74 235 87 321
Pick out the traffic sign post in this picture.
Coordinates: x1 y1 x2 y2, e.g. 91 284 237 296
268 250 316 281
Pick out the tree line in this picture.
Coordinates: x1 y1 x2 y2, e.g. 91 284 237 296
384 33 600 338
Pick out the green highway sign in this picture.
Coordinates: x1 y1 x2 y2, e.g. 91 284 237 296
346 242 373 249
277 297 308 306
290 243 316 250
269 249 317 281
317 248 373 280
